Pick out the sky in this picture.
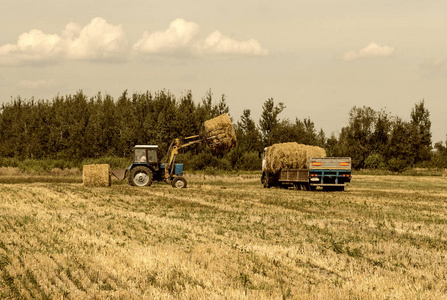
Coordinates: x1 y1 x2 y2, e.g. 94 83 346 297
1 0 446 143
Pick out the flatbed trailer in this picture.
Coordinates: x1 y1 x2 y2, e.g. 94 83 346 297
262 157 352 191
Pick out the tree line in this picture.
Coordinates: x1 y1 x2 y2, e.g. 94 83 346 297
0 90 446 171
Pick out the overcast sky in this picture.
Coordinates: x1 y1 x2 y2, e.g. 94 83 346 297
1 0 446 143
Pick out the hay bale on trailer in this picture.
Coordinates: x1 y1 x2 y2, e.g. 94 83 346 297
264 142 326 173
83 164 111 187
204 113 237 151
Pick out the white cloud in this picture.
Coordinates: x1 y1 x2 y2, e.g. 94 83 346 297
66 18 127 60
18 79 57 89
0 17 268 65
198 31 269 56
133 18 269 57
420 57 447 78
0 17 128 65
0 30 63 65
342 43 394 61
133 18 199 55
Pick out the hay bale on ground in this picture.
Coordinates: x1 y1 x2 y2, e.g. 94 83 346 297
204 113 237 151
83 164 111 187
264 142 326 173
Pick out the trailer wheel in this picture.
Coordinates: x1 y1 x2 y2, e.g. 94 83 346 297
172 176 187 188
263 172 270 188
263 177 270 188
129 166 153 187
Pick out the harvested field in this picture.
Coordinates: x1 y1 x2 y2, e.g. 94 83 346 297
0 173 446 299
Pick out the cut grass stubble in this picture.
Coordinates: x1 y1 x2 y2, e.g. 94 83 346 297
0 174 446 299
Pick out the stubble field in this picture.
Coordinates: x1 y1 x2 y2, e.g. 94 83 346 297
0 172 446 299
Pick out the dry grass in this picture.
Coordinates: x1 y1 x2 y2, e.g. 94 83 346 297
0 174 446 299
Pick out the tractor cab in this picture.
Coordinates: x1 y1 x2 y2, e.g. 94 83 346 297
133 145 159 167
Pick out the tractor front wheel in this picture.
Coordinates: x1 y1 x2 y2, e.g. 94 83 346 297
171 176 187 188
129 166 153 187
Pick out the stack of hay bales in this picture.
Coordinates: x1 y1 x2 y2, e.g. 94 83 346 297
204 113 237 151
83 164 111 187
264 142 326 173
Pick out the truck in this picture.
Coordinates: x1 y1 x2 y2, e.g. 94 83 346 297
261 147 352 191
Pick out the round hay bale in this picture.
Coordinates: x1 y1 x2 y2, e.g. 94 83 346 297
264 142 326 173
83 164 111 187
204 113 237 150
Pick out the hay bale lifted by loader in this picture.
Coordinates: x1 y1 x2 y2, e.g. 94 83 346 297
204 113 237 151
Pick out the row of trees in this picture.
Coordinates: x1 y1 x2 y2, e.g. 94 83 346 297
0 90 228 159
0 90 445 171
326 103 433 171
238 98 439 172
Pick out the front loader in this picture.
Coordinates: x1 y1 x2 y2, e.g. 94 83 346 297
111 113 237 188
112 135 204 188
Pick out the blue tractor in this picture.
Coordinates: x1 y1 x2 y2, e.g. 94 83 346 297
112 135 206 188
111 113 237 188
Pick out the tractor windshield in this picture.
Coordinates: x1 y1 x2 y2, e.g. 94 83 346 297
134 149 147 163
147 149 157 162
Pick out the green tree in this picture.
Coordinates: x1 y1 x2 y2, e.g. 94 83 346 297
386 118 414 172
259 98 285 146
115 90 139 157
176 91 200 138
338 106 376 168
371 109 391 156
216 94 230 116
236 109 261 152
410 99 432 164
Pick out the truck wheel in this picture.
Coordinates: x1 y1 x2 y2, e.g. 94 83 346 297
263 179 270 188
171 176 187 188
129 166 153 187
263 173 270 188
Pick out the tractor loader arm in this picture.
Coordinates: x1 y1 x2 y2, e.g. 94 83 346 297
163 129 234 182
163 135 205 181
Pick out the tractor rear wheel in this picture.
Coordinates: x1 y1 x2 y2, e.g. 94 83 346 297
171 176 187 188
129 166 153 187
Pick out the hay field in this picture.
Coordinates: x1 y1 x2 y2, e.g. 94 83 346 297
0 173 446 299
